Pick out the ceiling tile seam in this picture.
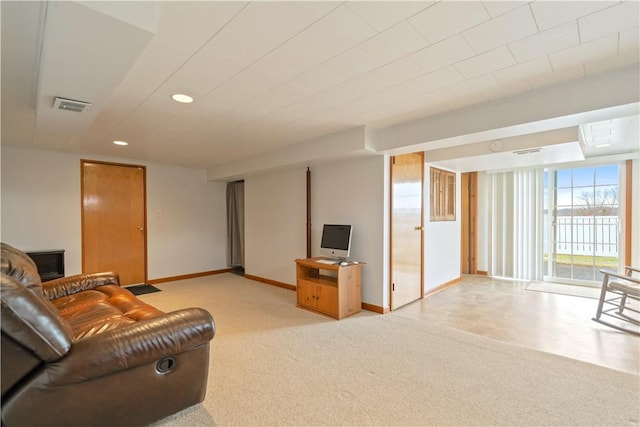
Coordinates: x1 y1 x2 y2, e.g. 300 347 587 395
407 53 429 75
146 2 251 90
324 80 456 124
343 2 380 34
432 3 516 56
347 1 436 35
547 31 622 73
459 32 480 56
461 4 541 57
29 1 50 147
101 2 252 143
577 1 630 27
479 1 492 20
409 34 477 75
527 1 542 34
348 86 459 126
576 13 586 45
133 2 347 146
502 29 532 76
574 2 632 46
404 6 438 46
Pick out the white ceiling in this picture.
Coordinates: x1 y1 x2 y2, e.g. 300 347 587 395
1 1 639 179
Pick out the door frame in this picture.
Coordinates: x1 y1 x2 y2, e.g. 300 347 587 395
81 159 148 284
461 172 478 274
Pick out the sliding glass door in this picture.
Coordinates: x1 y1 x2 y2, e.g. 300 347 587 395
544 165 620 285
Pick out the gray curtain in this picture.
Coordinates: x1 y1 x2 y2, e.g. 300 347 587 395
226 181 245 267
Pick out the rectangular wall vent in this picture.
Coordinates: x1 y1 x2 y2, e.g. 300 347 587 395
52 97 92 113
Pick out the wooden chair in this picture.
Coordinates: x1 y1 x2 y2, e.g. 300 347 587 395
593 266 640 335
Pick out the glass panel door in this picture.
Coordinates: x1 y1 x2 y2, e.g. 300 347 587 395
544 165 620 285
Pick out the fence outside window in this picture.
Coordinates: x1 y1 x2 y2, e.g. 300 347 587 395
554 216 618 257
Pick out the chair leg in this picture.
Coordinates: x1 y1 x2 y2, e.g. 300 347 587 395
618 294 627 314
594 276 609 320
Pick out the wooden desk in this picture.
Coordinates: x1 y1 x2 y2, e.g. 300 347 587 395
295 258 364 320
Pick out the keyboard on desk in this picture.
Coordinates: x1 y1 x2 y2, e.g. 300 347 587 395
315 259 337 265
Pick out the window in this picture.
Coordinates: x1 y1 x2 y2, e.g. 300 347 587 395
430 167 456 221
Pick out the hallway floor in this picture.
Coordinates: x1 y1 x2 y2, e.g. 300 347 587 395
393 275 639 374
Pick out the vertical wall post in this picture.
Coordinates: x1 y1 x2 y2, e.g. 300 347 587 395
306 167 311 258
625 159 632 267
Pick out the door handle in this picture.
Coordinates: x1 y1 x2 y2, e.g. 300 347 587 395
137 226 144 231
414 226 424 231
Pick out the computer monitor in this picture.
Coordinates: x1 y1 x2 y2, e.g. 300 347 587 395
319 224 352 259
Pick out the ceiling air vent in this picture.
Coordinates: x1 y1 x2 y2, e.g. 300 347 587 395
513 148 541 155
52 97 92 113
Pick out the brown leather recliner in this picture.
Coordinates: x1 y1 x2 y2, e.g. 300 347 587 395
1 243 216 427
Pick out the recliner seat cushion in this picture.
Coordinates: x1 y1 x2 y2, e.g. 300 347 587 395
51 285 164 340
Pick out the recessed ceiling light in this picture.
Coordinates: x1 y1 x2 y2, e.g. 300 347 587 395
113 140 128 146
171 93 193 103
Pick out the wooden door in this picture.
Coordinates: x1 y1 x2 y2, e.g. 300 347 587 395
390 153 424 310
81 160 146 286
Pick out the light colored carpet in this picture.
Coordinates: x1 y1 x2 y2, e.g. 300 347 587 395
143 274 639 426
526 281 601 299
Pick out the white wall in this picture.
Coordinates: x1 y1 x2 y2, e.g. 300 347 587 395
146 162 227 278
1 146 227 279
311 156 387 307
1 146 82 265
424 164 462 292
244 167 307 285
244 155 388 308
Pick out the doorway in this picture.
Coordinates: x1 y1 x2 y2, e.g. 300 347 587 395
81 160 147 286
390 152 424 310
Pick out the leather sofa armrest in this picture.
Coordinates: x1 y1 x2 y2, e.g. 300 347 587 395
42 272 120 300
44 308 215 385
